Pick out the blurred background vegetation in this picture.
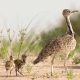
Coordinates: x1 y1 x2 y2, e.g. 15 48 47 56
0 13 80 59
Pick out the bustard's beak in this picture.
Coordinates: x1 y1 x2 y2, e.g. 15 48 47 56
71 10 78 13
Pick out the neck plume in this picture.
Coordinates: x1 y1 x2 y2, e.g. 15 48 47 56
65 16 74 36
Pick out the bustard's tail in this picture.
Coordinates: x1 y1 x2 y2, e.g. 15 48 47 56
33 51 46 64
33 54 46 64
33 47 49 64
33 57 41 64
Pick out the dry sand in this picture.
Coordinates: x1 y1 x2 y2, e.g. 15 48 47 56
0 57 80 80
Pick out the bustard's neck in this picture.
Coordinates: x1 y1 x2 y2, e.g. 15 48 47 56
65 16 74 36
22 58 26 64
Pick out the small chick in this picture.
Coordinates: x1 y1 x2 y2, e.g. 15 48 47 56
14 54 27 76
5 55 15 76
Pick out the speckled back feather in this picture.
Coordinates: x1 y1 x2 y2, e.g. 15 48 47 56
33 34 76 64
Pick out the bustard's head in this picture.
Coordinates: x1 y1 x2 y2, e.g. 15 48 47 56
63 9 78 17
10 55 13 60
21 54 27 59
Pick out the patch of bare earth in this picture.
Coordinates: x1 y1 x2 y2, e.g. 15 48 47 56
0 57 80 80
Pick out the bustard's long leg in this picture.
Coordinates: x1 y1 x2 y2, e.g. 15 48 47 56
6 70 8 77
51 54 56 76
10 70 12 75
10 68 14 75
15 69 18 76
17 69 24 76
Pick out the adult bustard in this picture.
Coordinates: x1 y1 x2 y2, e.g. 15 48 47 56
33 9 78 76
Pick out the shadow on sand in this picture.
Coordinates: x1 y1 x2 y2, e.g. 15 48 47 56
0 75 29 77
54 65 80 69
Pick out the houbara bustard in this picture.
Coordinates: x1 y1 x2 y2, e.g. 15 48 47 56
5 55 15 76
14 54 27 76
33 9 78 76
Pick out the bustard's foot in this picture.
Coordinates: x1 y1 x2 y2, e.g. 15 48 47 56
64 65 68 72
16 73 17 76
62 66 68 73
64 61 68 71
61 62 68 74
51 66 54 76
16 72 18 76
6 71 9 77
18 70 24 76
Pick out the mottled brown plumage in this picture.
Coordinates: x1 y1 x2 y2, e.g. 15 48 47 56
33 9 78 76
5 55 14 75
33 34 76 64
14 54 27 76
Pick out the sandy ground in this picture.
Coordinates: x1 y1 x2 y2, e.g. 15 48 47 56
0 57 80 80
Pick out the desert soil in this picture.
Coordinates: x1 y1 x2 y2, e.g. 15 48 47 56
0 56 80 80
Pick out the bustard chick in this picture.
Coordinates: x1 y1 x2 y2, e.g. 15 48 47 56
5 55 14 76
33 9 78 76
14 54 27 76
